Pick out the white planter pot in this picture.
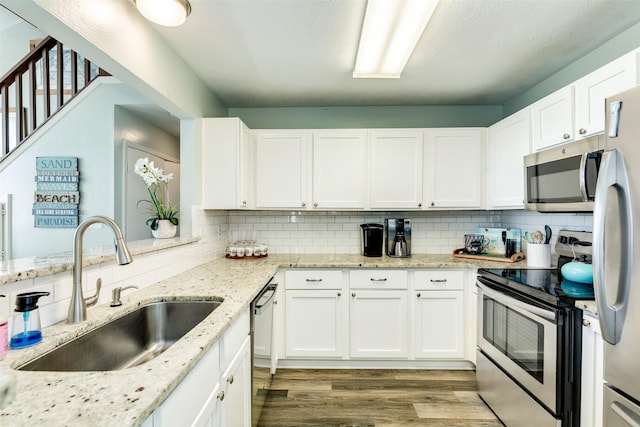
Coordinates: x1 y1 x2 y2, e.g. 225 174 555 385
152 220 177 239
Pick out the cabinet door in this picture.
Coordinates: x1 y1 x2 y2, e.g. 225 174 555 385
575 52 639 139
531 86 575 151
414 290 464 359
369 130 423 209
581 313 604 427
152 340 221 426
285 289 346 357
487 110 531 209
312 130 367 209
349 290 408 358
202 118 250 209
255 131 309 208
220 335 251 427
425 129 486 209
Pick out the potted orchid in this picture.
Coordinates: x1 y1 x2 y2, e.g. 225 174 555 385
134 157 179 238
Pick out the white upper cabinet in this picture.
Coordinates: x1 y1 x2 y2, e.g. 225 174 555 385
202 117 251 209
425 128 486 209
574 51 639 139
487 109 531 209
254 130 310 209
312 130 367 209
531 85 575 151
369 130 424 209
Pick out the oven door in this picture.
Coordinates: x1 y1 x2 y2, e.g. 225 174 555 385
477 281 559 413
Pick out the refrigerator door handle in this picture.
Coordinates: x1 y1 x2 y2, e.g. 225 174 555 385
611 401 640 427
593 149 634 345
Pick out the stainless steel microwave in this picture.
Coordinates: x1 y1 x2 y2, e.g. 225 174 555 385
524 136 604 212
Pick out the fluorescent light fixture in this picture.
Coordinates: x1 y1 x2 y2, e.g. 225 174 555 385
353 0 439 78
135 0 192 27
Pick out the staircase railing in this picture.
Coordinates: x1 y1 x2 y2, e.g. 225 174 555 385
0 36 109 162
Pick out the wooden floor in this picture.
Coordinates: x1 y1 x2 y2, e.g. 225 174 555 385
257 369 503 426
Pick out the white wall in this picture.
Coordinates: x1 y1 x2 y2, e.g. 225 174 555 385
0 79 166 258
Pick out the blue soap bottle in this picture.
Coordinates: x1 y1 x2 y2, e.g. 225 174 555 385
10 292 50 349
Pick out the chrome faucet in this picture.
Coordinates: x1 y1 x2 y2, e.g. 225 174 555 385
68 216 132 324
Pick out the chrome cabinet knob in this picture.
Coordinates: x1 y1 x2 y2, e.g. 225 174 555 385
301 202 306 207
337 292 341 297
227 375 234 384
416 293 421 298
351 292 356 297
563 133 571 139
430 202 435 207
418 203 422 207
314 202 318 207
217 390 225 401
579 128 587 135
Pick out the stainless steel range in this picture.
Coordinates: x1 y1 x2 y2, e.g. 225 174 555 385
476 230 593 427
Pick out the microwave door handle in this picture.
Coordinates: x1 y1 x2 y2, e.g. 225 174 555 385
593 149 633 345
579 152 589 201
477 282 556 322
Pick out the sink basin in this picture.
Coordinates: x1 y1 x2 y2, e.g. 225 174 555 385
18 300 222 372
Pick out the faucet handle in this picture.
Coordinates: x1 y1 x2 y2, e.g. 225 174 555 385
110 285 139 307
84 278 102 308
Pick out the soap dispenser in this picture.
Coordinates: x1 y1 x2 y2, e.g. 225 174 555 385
10 292 50 349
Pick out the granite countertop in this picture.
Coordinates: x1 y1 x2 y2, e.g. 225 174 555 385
0 252 567 425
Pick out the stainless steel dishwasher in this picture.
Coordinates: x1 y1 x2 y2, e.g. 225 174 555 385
251 277 278 427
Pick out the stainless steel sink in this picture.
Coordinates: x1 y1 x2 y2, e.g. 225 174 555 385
18 300 222 372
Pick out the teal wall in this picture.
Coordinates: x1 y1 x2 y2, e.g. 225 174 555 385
503 21 640 116
229 105 503 129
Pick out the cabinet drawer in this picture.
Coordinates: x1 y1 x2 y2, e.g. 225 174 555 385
349 270 407 289
414 270 464 290
285 269 343 290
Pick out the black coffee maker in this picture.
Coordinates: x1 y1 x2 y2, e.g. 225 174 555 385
360 223 384 257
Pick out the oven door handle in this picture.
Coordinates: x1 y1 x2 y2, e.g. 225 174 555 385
477 282 556 322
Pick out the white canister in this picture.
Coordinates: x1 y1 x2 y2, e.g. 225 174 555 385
527 243 551 268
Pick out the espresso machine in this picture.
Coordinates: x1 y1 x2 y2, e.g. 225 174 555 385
385 218 411 257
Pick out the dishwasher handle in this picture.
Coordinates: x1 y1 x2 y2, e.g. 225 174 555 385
254 282 278 314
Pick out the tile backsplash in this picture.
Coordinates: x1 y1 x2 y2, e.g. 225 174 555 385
227 209 593 255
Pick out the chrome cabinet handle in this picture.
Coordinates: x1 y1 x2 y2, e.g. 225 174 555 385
306 278 323 282
430 279 447 283
217 390 225 401
593 149 633 345
370 278 387 282
579 128 587 135
227 375 234 384
563 133 571 139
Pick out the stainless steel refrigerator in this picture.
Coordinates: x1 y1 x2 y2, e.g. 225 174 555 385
595 84 640 426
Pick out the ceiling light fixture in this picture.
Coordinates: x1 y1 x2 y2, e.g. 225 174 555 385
353 0 439 78
135 0 192 27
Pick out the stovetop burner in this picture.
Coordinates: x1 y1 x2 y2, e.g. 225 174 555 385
477 230 595 307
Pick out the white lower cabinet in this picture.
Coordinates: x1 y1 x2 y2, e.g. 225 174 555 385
581 311 604 427
413 270 465 359
282 268 471 364
349 270 409 358
147 310 251 427
350 289 409 358
285 270 346 358
220 335 252 427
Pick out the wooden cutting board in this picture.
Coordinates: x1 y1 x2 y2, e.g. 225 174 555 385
453 248 525 263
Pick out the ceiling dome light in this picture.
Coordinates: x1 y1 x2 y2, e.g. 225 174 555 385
135 0 192 27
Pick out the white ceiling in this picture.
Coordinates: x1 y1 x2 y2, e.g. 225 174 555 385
149 0 640 108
